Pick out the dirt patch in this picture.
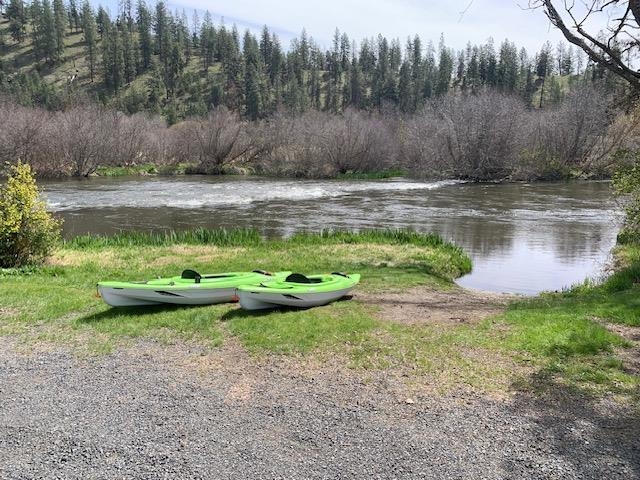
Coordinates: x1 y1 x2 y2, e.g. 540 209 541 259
0 307 19 318
607 324 640 376
357 286 517 325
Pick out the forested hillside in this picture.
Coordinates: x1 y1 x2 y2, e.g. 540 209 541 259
0 0 613 117
0 0 635 180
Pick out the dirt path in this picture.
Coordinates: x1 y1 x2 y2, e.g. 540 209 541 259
358 285 517 325
1 334 638 479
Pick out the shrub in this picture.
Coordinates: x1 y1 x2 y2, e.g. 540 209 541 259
613 149 640 245
0 162 61 267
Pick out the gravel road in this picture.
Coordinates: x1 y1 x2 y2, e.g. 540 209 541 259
0 338 638 480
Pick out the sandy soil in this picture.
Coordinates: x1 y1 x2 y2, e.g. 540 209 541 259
357 285 517 325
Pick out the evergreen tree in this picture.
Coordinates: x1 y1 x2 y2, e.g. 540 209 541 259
398 60 413 112
53 0 66 61
347 54 364 109
562 45 574 76
154 1 170 61
191 10 200 49
299 28 310 69
410 35 424 108
81 0 97 82
102 16 125 91
121 22 136 83
199 11 216 71
496 40 518 92
465 43 479 92
423 41 436 98
435 35 453 96
455 50 465 90
32 0 56 64
536 41 554 107
136 0 152 72
6 0 28 43
96 6 108 38
67 0 79 32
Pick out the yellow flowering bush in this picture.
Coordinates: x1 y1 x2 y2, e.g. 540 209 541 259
0 162 61 267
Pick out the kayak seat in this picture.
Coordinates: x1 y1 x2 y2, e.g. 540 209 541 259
285 273 322 284
181 269 202 284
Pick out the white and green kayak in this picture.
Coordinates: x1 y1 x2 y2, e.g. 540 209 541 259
236 272 361 310
98 269 289 307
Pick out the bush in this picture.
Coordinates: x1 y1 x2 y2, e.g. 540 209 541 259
613 150 640 245
0 162 61 267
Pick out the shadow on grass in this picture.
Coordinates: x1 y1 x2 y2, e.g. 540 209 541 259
77 304 198 324
503 371 640 478
220 296 355 321
220 305 304 321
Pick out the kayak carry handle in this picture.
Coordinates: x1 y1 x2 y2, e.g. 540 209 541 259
331 272 349 278
253 269 273 276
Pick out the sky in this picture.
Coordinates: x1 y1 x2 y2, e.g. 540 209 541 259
161 0 568 53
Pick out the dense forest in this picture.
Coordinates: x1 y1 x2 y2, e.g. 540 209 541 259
0 0 636 179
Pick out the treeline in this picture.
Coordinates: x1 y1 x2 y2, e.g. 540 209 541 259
1 86 636 180
0 0 619 120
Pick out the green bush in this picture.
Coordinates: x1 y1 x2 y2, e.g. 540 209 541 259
0 162 62 267
613 150 640 245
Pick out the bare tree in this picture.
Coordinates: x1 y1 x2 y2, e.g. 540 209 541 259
0 100 49 168
180 106 252 174
430 92 527 180
56 105 112 177
531 1 640 90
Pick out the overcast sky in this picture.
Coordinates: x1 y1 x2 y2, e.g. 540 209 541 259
94 0 577 54
163 0 567 53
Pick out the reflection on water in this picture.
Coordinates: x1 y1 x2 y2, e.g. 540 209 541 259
41 177 621 295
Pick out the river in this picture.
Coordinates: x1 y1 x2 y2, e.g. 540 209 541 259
41 176 621 295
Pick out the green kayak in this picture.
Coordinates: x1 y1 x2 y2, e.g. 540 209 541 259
236 272 361 310
98 269 290 306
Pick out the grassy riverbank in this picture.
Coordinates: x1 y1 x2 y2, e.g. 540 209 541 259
0 230 638 400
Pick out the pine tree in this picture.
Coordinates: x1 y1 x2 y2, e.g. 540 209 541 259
136 0 152 72
154 1 169 61
497 40 518 92
423 41 436 98
81 0 97 82
67 0 79 32
200 11 216 71
536 41 554 107
52 0 66 61
96 6 108 38
121 22 136 83
435 35 453 96
398 61 413 112
6 0 28 43
348 54 364 109
102 16 125 91
32 0 56 64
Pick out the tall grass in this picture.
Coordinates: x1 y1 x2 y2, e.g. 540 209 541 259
66 228 264 248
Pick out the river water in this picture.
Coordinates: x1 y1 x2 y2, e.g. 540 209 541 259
41 176 621 295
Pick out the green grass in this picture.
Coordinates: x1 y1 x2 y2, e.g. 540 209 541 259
1 229 638 400
95 164 160 177
493 245 640 396
226 301 377 354
1 229 470 353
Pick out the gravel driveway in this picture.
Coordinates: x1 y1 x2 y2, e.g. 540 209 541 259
1 338 638 480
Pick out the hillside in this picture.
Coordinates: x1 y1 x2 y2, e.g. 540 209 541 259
0 1 597 121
